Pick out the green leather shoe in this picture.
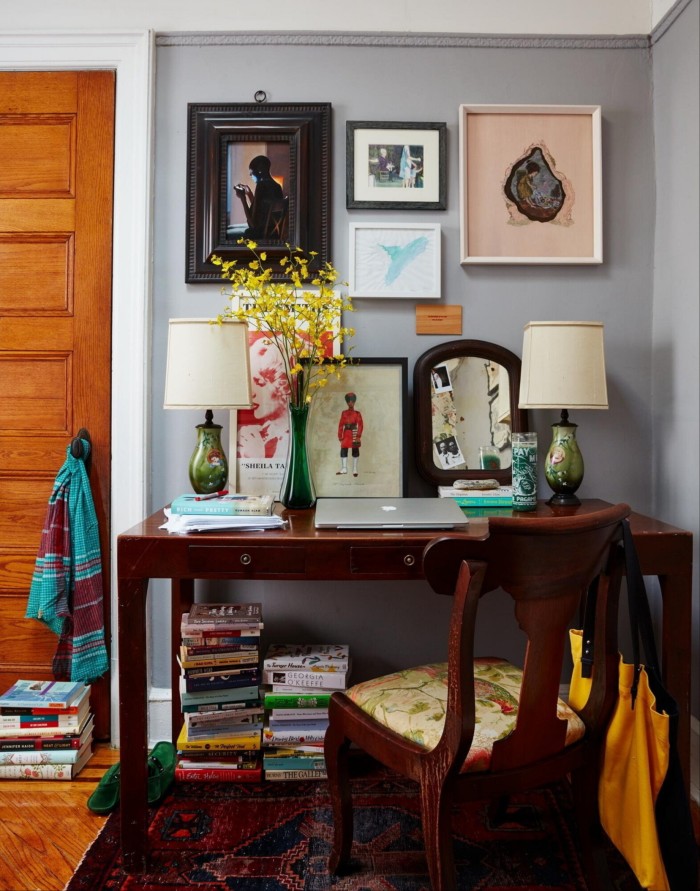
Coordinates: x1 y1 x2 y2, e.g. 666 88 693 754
147 741 176 804
87 762 121 814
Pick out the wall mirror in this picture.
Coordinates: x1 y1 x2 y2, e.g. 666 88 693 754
413 340 529 487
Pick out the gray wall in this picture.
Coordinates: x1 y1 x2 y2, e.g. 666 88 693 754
652 0 699 716
151 39 657 687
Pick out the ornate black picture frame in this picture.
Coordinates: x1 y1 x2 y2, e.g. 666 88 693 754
346 121 446 210
186 103 331 282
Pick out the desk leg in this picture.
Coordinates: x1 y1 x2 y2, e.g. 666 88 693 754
118 577 149 873
171 578 195 741
659 569 692 794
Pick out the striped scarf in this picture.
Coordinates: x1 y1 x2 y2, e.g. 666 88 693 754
25 440 109 683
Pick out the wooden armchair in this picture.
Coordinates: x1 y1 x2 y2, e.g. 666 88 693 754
325 503 630 891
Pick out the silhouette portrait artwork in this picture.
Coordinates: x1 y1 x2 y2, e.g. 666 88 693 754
234 155 286 240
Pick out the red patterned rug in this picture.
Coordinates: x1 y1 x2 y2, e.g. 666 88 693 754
66 771 640 890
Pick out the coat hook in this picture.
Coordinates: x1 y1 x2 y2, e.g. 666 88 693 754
254 90 267 104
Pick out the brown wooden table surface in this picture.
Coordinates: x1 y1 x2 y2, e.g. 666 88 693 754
116 499 693 872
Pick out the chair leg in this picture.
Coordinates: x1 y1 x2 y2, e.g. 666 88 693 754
420 774 457 891
325 721 353 874
570 767 613 891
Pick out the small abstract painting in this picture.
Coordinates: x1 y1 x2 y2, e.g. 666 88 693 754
349 223 441 299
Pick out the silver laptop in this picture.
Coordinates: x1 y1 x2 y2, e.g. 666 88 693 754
314 497 469 530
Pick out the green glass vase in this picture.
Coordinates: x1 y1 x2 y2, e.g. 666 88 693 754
189 412 228 495
279 403 316 509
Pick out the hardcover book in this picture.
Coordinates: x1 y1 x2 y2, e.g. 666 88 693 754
0 710 91 739
263 691 332 709
170 493 274 516
262 723 327 745
0 743 92 779
264 768 328 781
174 764 263 782
180 672 261 694
0 680 87 711
176 724 261 752
0 738 92 766
180 685 260 707
261 668 348 689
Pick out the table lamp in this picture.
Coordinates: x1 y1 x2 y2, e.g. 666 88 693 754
518 321 608 506
163 318 252 494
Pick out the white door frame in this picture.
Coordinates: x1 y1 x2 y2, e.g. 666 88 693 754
0 31 154 745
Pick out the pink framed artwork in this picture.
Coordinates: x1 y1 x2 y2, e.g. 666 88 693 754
459 105 602 264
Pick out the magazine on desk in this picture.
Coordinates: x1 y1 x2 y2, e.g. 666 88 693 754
161 510 286 534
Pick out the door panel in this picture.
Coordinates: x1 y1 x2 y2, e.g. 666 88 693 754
0 71 114 738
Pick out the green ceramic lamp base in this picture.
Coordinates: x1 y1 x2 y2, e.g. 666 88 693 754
544 409 584 508
188 409 229 495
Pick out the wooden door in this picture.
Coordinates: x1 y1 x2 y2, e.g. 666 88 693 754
0 71 114 738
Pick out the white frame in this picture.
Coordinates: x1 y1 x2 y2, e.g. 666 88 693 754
459 104 602 265
349 222 441 299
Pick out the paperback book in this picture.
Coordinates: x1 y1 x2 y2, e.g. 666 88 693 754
174 763 263 782
0 680 87 711
176 724 261 753
269 708 328 721
0 719 94 752
263 724 327 746
0 710 91 739
188 603 263 625
0 738 92 765
0 685 90 717
264 768 328 781
262 755 326 771
437 485 514 507
170 493 274 516
263 644 349 671
180 672 261 694
263 690 333 709
178 649 259 670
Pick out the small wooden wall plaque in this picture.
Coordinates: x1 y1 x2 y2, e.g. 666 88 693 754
416 305 462 335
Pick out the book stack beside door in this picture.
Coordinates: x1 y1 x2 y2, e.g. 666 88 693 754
176 602 264 782
261 644 351 781
0 680 94 780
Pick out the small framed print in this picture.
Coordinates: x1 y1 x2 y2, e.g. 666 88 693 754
459 104 602 264
346 121 446 210
305 358 408 497
349 222 441 299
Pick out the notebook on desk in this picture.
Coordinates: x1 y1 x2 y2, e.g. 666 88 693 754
314 497 469 530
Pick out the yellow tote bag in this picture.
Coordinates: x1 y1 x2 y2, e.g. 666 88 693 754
570 629 670 890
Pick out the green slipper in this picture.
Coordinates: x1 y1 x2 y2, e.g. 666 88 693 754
87 762 121 814
147 741 176 805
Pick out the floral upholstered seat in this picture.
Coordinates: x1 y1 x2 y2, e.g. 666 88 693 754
346 657 585 772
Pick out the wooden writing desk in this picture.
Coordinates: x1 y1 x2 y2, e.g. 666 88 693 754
117 500 692 872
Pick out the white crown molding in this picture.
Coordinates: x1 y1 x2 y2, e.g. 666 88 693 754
0 30 155 747
156 30 649 50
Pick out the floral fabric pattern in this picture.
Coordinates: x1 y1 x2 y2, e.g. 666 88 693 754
347 657 585 772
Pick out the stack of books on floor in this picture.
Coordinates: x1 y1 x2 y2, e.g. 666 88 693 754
438 483 514 514
164 493 285 533
0 680 94 780
261 644 350 781
176 602 264 782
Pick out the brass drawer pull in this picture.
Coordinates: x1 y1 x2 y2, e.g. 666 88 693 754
240 553 252 566
403 554 416 567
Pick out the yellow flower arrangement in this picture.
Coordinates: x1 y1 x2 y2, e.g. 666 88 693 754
213 240 354 409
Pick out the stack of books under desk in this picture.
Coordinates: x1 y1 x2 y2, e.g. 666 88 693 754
176 603 264 782
0 680 94 780
261 644 351 781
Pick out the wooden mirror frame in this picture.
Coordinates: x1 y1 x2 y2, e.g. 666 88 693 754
413 339 529 487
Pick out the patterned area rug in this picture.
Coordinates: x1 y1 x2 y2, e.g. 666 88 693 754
66 771 640 891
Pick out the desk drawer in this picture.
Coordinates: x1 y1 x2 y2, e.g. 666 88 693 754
188 545 306 575
349 545 424 576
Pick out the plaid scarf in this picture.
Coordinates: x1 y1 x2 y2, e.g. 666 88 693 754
26 440 109 683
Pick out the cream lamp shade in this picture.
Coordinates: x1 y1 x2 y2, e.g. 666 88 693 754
163 318 252 410
518 321 608 410
163 318 252 494
518 321 607 507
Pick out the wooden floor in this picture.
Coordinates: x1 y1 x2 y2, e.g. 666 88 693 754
0 743 697 891
0 742 119 891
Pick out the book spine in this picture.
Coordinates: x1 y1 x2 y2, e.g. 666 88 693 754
0 726 85 739
181 623 263 635
186 723 263 740
261 669 346 689
270 708 328 720
455 498 513 507
0 746 87 765
263 727 327 745
173 504 272 516
0 735 83 751
180 655 259 669
182 643 259 656
0 715 81 728
0 763 78 779
182 673 260 693
262 660 349 672
0 703 85 717
264 768 328 781
263 693 332 709
262 756 326 771
174 766 262 782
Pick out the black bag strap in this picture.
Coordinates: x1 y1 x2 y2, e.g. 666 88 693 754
578 576 598 679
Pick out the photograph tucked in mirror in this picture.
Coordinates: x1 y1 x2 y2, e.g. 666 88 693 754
414 340 529 487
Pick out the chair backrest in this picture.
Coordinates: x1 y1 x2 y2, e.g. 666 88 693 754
265 196 288 239
422 503 630 772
